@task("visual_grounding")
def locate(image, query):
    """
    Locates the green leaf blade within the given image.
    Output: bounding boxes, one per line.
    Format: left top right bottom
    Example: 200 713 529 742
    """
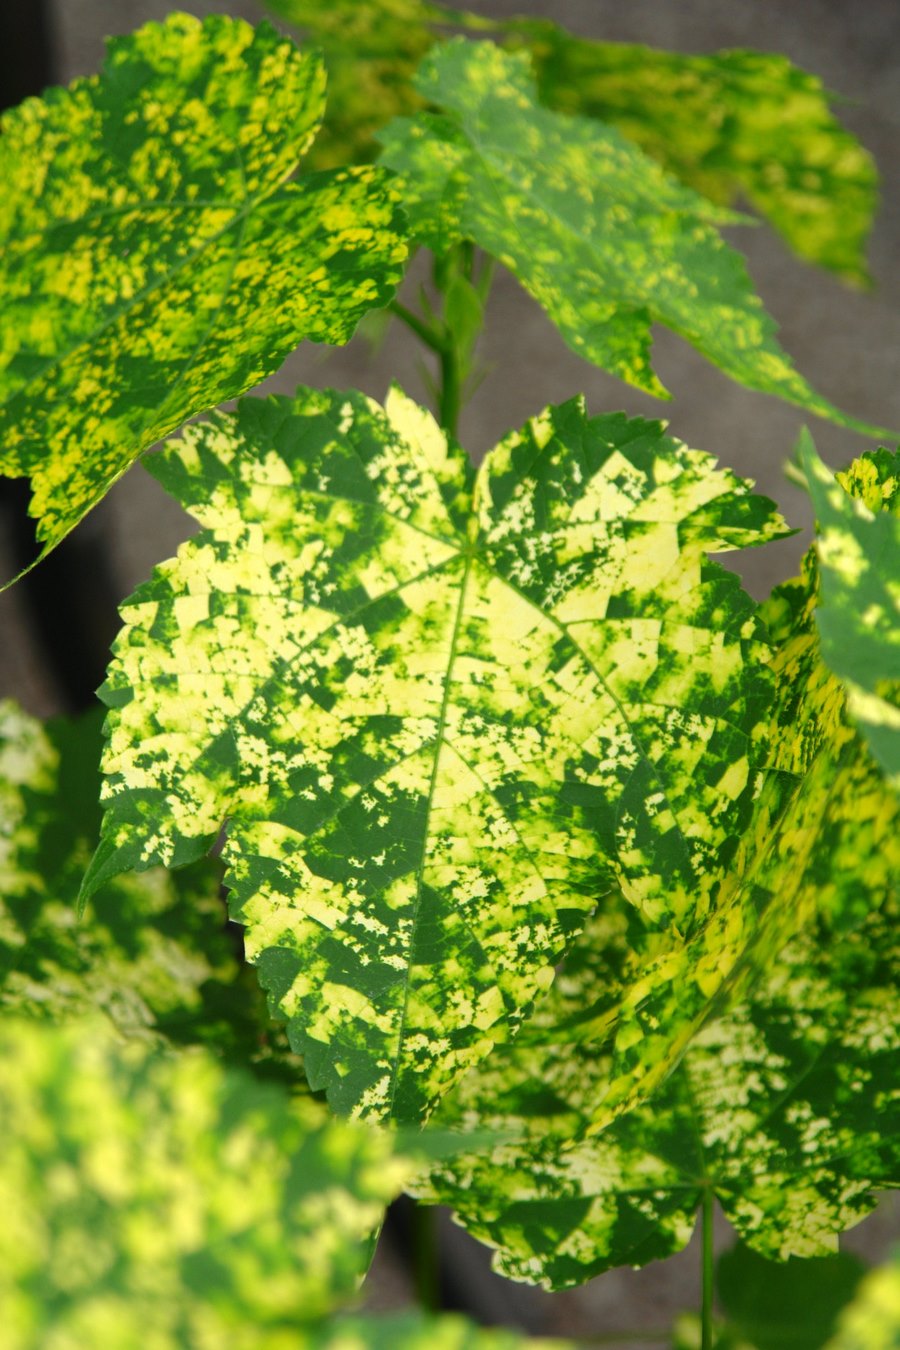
378 39 885 433
0 14 407 583
88 388 786 1124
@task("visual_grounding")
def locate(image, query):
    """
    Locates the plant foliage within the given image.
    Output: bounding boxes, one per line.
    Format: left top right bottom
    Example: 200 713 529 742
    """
0 13 406 582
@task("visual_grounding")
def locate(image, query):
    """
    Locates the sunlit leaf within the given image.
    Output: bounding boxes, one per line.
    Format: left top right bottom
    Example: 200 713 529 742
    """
377 40 884 432
517 23 877 286
799 435 900 788
0 13 406 584
82 387 786 1123
0 699 294 1071
0 1016 428 1348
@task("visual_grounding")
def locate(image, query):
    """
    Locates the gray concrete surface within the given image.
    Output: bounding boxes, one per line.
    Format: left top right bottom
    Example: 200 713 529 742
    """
1 0 898 1340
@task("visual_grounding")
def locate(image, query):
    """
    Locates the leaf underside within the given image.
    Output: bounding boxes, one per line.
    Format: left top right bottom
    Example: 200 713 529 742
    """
0 13 406 583
85 385 786 1124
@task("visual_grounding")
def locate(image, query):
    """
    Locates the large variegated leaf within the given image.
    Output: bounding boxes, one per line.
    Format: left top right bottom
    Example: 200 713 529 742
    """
518 23 877 286
0 1016 430 1349
0 699 294 1071
82 386 787 1123
268 3 877 283
414 887 900 1288
0 14 406 583
377 40 884 431
800 437 900 788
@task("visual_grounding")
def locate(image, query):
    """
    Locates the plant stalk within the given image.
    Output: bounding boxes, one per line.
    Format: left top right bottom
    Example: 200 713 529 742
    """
701 1188 715 1350
411 1201 439 1312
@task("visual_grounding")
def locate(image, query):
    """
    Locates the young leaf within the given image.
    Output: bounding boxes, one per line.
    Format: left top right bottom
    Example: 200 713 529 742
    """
518 24 877 286
799 436 900 788
0 14 406 584
413 886 900 1288
0 1016 430 1347
83 387 787 1123
377 40 885 433
0 699 291 1070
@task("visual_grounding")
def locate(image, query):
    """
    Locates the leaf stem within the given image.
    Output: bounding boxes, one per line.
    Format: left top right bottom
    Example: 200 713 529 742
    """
438 339 462 438
411 1201 439 1312
389 299 446 355
701 1187 715 1350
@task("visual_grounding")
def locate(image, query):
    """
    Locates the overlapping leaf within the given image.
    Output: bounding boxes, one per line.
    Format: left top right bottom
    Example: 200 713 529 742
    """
308 1312 572 1348
268 2 877 283
414 885 900 1288
715 1244 866 1350
83 386 786 1123
518 23 877 285
377 40 883 430
800 436 900 788
411 454 900 1285
0 13 406 582
0 1016 431 1349
0 699 293 1070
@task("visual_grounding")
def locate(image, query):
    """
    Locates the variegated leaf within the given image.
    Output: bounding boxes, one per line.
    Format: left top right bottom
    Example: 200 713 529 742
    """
377 40 885 432
0 1016 428 1348
518 23 877 286
413 889 899 1288
83 387 786 1123
800 436 900 788
0 14 406 584
0 699 293 1071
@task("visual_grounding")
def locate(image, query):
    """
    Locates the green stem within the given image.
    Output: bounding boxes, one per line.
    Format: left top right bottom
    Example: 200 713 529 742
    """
438 339 462 438
701 1187 715 1350
411 1201 439 1312
389 299 446 355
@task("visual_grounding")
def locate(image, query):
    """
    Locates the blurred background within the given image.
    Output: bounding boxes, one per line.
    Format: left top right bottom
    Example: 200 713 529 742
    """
1 1 898 1342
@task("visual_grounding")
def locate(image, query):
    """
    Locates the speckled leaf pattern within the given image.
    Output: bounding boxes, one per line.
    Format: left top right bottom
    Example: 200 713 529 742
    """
0 1016 426 1349
800 436 900 788
414 887 900 1288
264 0 492 170
377 40 882 431
0 699 294 1071
84 387 786 1123
824 1252 900 1350
0 14 406 582
518 23 877 286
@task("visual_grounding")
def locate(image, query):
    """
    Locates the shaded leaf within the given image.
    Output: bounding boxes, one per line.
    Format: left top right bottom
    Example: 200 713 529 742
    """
0 1016 428 1348
518 23 877 286
716 1243 866 1350
0 699 293 1072
799 435 900 788
309 1311 573 1348
83 387 786 1123
825 1251 900 1350
377 40 884 431
0 13 406 583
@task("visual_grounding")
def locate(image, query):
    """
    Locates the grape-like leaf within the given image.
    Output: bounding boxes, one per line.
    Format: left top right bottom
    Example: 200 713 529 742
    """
0 13 406 585
82 386 787 1123
411 460 900 1284
0 699 294 1071
413 887 900 1288
0 1016 432 1347
377 40 885 432
799 435 900 788
517 23 877 286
